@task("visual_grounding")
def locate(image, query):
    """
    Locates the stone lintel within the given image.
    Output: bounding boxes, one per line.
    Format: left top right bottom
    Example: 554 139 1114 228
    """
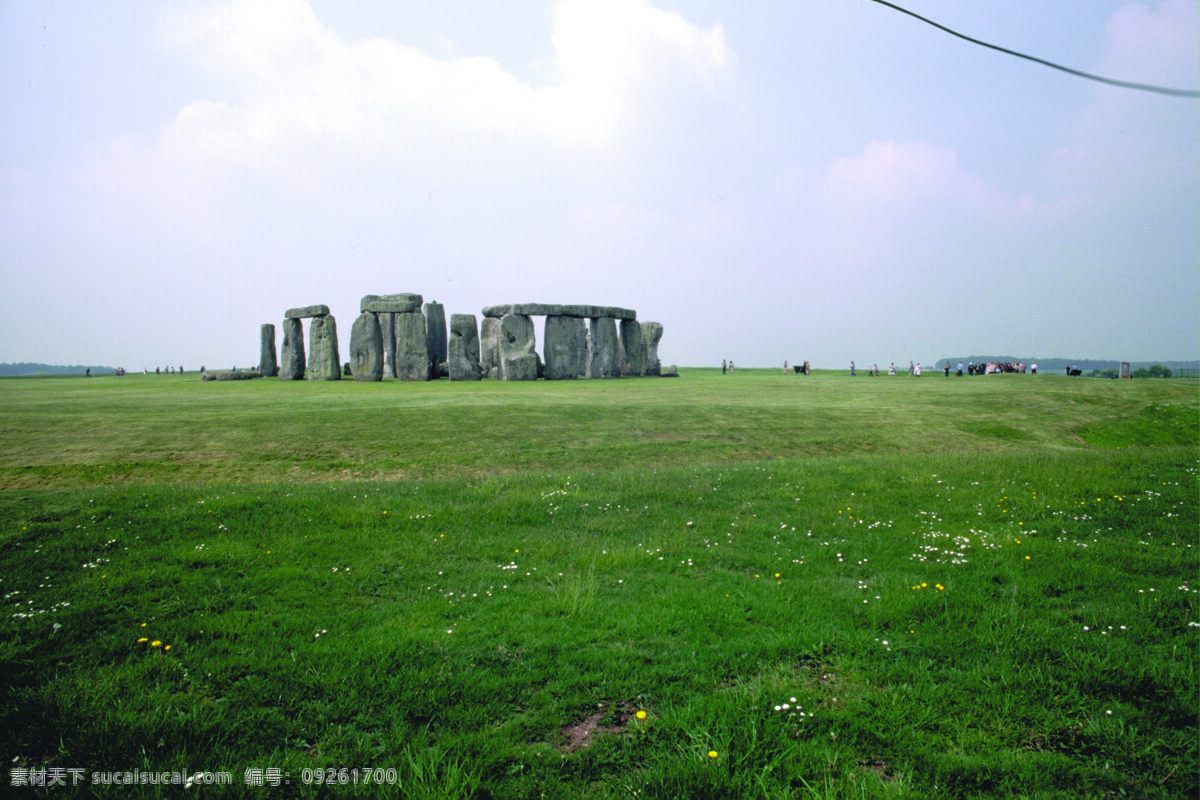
482 304 636 321
285 304 331 319
361 293 423 314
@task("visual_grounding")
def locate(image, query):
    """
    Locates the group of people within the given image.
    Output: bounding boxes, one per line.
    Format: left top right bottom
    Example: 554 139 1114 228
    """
850 361 921 376
954 361 1034 375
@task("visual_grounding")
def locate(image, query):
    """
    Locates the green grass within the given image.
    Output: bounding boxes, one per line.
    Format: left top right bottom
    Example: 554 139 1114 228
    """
1 370 1196 798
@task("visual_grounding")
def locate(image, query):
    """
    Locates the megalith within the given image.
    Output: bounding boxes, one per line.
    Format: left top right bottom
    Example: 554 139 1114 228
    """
619 318 645 377
480 317 500 379
285 304 330 319
393 311 430 381
587 317 620 378
544 315 587 379
641 321 663 376
307 315 341 381
447 314 485 381
349 311 384 382
279 318 306 380
499 314 539 381
259 324 278 377
424 302 447 378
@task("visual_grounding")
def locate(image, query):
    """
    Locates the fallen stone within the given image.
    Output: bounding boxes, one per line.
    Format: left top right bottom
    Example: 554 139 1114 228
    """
201 369 262 381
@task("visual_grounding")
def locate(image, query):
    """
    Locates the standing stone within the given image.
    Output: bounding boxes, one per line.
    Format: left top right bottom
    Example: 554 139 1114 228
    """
349 311 384 382
307 315 341 381
447 314 485 381
259 324 278 377
641 322 663 376
499 314 539 381
480 317 500 379
544 315 587 380
424 302 447 378
587 317 620 378
393 311 430 381
279 317 305 380
619 318 645 377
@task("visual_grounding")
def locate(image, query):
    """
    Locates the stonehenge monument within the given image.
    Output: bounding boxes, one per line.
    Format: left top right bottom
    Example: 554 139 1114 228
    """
259 299 664 383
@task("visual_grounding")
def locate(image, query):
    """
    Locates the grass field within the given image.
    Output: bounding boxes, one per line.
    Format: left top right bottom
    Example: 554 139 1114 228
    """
1 370 1196 798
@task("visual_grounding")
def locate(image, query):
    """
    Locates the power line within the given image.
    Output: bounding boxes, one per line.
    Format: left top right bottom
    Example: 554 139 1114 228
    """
866 0 1200 98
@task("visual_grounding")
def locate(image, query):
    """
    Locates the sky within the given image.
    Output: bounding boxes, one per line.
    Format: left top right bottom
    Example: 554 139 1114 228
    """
2 0 1197 370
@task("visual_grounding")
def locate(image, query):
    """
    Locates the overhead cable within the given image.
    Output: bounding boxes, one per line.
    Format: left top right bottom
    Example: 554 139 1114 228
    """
867 0 1200 98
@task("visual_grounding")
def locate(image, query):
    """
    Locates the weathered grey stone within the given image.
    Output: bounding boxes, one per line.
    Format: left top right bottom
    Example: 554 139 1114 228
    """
285 304 330 319
307 315 341 381
424 302 447 378
259 324 278 377
393 311 430 381
349 311 384 381
544 315 587 379
279 317 306 380
499 314 538 381
363 293 422 314
447 314 485 381
480 317 500 378
641 321 663 376
376 311 396 378
619 318 645 377
587 317 620 378
202 369 262 382
482 304 636 321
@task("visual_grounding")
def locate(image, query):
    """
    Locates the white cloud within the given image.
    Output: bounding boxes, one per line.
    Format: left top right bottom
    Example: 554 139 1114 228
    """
821 140 1066 222
1051 0 1199 197
151 0 734 164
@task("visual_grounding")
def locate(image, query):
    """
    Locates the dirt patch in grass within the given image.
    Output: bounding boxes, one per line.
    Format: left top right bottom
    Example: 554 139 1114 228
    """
558 702 641 753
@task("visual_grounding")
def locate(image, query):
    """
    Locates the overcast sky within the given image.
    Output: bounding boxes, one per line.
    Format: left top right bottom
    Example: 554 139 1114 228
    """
2 0 1197 370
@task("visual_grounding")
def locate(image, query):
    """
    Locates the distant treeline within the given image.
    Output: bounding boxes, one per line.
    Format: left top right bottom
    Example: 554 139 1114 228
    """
0 363 116 377
936 356 1199 373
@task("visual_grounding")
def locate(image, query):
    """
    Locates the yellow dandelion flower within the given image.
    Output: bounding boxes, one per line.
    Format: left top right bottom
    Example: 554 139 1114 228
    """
636 710 647 720
137 637 148 643
151 640 162 647
708 751 719 759
936 584 944 591
164 645 171 651
1025 555 1031 560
